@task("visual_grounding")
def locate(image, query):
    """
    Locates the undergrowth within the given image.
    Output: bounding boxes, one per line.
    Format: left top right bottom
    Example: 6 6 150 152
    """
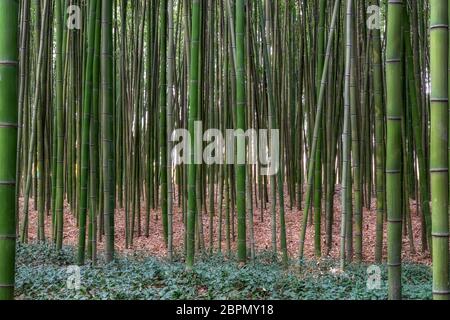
15 243 432 300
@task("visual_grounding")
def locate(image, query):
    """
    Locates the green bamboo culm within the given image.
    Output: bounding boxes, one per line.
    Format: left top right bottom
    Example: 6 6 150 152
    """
101 0 115 263
54 0 65 250
369 0 385 264
160 0 169 245
186 0 201 270
430 0 449 301
340 0 353 270
0 0 19 300
386 0 404 300
167 0 175 261
88 0 102 264
313 0 326 259
235 0 247 264
77 0 97 266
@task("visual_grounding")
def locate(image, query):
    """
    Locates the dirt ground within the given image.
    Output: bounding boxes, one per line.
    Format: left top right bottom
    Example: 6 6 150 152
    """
22 186 432 265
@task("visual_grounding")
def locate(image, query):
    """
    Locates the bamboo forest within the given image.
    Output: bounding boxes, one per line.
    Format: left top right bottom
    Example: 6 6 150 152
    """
0 0 448 302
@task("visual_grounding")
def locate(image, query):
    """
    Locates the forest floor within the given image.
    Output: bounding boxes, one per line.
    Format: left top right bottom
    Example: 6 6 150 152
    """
22 186 431 265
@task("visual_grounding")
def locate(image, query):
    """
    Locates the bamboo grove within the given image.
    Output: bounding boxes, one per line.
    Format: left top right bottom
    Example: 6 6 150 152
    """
0 0 449 300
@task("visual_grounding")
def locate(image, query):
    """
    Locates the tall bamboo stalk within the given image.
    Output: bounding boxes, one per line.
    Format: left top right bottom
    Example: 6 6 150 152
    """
0 0 19 301
430 0 449 301
101 0 115 263
386 0 404 300
186 0 201 270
